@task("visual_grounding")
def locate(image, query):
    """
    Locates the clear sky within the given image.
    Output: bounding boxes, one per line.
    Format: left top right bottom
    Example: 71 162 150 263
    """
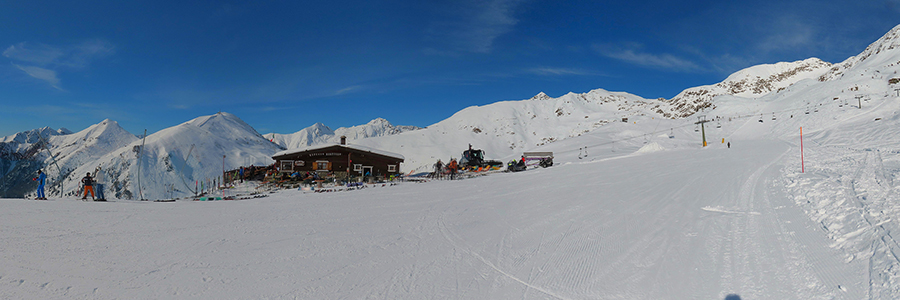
2 0 899 137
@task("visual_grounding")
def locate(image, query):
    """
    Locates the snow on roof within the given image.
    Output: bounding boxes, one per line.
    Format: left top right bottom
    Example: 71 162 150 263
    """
273 143 405 160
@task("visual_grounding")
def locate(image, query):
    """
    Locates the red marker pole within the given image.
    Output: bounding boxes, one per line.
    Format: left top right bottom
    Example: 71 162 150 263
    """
800 127 804 173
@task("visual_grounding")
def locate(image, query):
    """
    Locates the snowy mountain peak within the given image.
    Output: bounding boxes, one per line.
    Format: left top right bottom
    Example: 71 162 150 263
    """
854 23 900 63
62 112 280 199
818 24 900 82
185 111 261 137
1 126 70 144
530 92 551 101
52 118 134 147
268 118 420 150
366 118 390 125
308 123 335 135
663 58 833 118
720 58 831 86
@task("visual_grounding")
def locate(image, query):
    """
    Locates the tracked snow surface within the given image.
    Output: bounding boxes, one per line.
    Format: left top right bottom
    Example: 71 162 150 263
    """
3 24 900 299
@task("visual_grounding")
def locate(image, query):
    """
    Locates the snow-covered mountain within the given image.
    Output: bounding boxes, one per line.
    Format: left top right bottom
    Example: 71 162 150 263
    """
818 24 900 83
267 118 421 150
5 24 900 202
347 89 679 173
0 126 72 145
0 121 133 198
0 113 282 200
348 24 900 173
662 57 833 118
69 112 282 200
6 23 900 300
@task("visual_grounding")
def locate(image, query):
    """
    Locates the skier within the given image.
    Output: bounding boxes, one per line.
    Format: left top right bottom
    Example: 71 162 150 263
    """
727 142 731 149
32 170 47 200
433 159 443 179
448 158 458 180
239 167 245 183
81 172 95 200
94 167 106 201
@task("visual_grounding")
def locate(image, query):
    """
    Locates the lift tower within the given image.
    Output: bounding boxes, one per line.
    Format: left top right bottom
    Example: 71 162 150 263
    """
695 116 712 147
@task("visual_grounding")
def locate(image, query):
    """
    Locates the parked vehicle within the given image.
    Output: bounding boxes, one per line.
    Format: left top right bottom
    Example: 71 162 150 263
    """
459 144 503 171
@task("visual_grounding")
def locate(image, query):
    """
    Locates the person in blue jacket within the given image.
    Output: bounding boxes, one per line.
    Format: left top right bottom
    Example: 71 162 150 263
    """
33 170 47 200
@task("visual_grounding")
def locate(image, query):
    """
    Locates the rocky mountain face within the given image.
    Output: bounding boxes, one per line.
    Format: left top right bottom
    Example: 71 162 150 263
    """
0 120 136 198
818 24 900 82
661 58 834 118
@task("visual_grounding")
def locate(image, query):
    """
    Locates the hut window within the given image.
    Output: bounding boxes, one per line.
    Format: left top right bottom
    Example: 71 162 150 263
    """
388 164 397 172
280 160 294 172
316 161 329 170
353 164 362 172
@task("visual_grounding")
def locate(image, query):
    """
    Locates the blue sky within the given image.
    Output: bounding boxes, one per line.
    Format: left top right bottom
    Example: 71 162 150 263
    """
2 0 899 137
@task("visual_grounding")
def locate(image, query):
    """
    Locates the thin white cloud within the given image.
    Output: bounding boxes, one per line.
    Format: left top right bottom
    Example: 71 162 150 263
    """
756 17 817 54
427 0 527 54
334 85 363 95
526 67 595 76
3 39 115 89
65 39 116 68
3 40 113 68
594 43 701 72
3 43 64 65
12 64 62 90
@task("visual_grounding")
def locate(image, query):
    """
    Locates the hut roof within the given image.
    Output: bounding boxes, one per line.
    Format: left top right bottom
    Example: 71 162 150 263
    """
273 143 405 161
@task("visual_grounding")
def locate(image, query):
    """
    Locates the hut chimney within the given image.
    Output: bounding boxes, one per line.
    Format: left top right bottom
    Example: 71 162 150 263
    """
340 136 347 145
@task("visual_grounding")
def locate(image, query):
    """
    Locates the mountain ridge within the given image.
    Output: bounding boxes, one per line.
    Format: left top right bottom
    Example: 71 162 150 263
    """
2 23 900 199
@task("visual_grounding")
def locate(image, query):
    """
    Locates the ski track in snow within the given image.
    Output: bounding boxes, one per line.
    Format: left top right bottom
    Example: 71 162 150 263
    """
0 138 886 299
6 24 900 299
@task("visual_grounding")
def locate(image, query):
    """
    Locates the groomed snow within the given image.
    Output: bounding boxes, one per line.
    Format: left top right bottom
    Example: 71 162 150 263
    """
0 138 870 299
4 22 900 300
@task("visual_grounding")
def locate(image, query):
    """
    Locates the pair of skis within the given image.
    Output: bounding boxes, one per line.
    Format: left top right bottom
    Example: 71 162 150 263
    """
30 198 107 201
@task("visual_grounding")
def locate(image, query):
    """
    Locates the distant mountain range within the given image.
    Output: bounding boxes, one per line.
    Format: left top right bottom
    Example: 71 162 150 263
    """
3 23 899 200
266 118 422 150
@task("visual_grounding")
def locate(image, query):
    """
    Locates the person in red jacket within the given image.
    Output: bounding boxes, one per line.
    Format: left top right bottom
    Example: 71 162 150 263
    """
448 159 458 180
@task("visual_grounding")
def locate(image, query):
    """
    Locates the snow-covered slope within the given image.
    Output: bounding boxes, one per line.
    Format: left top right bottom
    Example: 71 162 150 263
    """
0 121 134 198
663 57 833 118
0 134 872 299
0 126 71 145
347 89 680 173
3 21 900 300
0 126 72 195
68 112 282 200
817 23 900 82
267 118 421 149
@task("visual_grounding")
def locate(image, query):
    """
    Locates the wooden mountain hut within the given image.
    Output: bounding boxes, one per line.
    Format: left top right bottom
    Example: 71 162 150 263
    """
271 136 405 180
